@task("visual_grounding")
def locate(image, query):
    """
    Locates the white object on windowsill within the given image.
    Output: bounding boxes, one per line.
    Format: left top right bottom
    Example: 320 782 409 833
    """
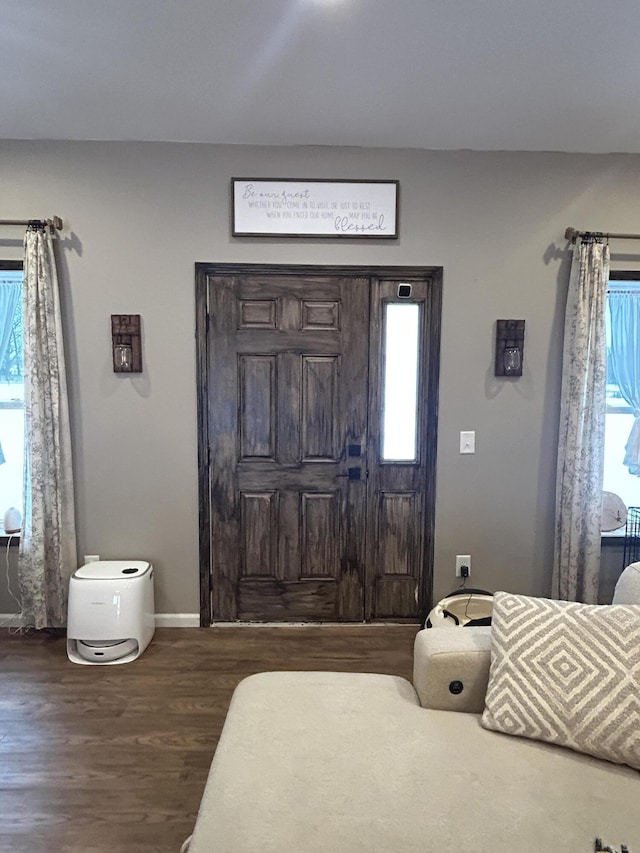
601 491 627 532
3 507 22 534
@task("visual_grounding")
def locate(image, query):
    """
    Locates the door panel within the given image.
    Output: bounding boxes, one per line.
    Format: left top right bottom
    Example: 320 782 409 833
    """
240 492 277 576
378 491 418 575
207 274 369 621
365 278 433 620
239 355 276 459
301 356 338 460
300 492 339 577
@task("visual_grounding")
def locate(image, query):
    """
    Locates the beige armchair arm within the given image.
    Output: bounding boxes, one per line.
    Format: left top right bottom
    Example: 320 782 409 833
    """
412 626 492 713
613 562 640 604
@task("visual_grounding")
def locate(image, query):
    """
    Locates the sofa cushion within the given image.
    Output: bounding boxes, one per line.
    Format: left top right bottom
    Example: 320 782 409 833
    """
482 592 640 771
613 562 640 604
188 671 640 852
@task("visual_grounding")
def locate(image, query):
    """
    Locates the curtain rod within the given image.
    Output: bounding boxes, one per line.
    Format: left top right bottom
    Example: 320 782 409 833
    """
565 226 640 242
0 216 63 230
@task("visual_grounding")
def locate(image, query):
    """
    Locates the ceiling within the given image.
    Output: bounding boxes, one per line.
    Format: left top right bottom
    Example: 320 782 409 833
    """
2 0 639 153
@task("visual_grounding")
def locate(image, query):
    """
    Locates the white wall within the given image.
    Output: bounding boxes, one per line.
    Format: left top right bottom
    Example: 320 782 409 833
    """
1 141 639 615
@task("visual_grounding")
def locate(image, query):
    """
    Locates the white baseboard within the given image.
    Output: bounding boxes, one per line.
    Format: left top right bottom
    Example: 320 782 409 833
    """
1 613 201 629
155 613 200 627
0 613 27 628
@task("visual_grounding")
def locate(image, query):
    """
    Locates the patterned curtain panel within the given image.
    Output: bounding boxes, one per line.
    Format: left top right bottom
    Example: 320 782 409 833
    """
18 224 77 629
553 236 609 603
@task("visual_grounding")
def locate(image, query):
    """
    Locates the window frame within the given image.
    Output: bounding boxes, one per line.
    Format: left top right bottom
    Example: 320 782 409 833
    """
0 260 23 546
602 269 640 546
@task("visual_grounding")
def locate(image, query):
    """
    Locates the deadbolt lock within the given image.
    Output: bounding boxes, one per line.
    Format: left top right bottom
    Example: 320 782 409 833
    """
337 467 362 480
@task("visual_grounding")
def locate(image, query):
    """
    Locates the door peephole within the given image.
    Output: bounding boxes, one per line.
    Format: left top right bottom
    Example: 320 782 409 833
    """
397 284 412 299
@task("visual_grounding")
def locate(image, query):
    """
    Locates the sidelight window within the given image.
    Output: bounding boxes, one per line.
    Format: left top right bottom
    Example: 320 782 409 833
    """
381 302 421 462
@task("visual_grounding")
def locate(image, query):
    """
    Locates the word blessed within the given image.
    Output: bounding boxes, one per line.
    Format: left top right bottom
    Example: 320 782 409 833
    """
334 214 386 234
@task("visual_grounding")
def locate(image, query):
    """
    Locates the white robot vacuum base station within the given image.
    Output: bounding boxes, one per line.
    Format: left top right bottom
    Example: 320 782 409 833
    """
67 560 155 665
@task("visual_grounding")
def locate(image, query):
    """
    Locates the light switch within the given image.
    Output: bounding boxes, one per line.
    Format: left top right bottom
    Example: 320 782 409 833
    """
460 431 476 454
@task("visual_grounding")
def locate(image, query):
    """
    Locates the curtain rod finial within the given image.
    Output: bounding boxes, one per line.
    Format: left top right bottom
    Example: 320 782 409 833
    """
51 216 63 231
565 227 578 242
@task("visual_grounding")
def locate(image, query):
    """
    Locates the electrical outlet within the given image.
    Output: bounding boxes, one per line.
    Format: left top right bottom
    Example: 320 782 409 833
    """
455 554 471 577
84 554 100 564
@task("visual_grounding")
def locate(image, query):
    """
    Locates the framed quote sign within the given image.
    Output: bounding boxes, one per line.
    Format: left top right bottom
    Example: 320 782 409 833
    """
231 178 399 238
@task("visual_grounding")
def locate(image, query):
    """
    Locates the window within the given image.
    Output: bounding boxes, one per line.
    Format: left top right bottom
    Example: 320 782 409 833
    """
381 302 421 461
0 262 24 526
603 275 640 514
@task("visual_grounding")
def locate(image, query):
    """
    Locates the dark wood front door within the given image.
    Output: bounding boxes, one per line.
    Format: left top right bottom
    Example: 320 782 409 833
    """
196 265 441 624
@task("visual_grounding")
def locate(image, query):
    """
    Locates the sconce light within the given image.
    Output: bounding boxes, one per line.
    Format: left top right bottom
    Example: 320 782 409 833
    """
495 319 525 377
111 314 142 373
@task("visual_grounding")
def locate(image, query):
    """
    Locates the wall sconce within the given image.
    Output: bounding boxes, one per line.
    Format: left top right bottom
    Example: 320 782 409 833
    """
111 314 142 373
495 319 525 377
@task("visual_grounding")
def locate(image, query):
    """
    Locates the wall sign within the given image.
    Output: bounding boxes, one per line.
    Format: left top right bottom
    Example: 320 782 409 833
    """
232 178 399 239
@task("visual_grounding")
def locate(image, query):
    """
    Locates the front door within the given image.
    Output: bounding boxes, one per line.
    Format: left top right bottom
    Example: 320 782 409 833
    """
196 265 441 624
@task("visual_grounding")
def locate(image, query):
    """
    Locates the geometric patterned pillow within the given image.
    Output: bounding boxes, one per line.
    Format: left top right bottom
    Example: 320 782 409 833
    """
481 592 640 771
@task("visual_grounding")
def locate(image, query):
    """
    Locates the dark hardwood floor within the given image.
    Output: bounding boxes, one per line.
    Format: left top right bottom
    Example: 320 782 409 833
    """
0 625 419 853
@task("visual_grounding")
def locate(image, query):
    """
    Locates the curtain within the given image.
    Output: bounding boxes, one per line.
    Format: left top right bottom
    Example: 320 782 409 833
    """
0 275 21 370
552 236 609 603
608 290 640 474
18 224 77 629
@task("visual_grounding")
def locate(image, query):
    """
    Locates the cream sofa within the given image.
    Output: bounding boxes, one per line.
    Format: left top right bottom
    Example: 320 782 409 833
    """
185 565 640 853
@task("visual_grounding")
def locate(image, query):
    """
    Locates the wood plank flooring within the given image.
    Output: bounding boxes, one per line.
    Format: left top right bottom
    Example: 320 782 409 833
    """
0 625 419 853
